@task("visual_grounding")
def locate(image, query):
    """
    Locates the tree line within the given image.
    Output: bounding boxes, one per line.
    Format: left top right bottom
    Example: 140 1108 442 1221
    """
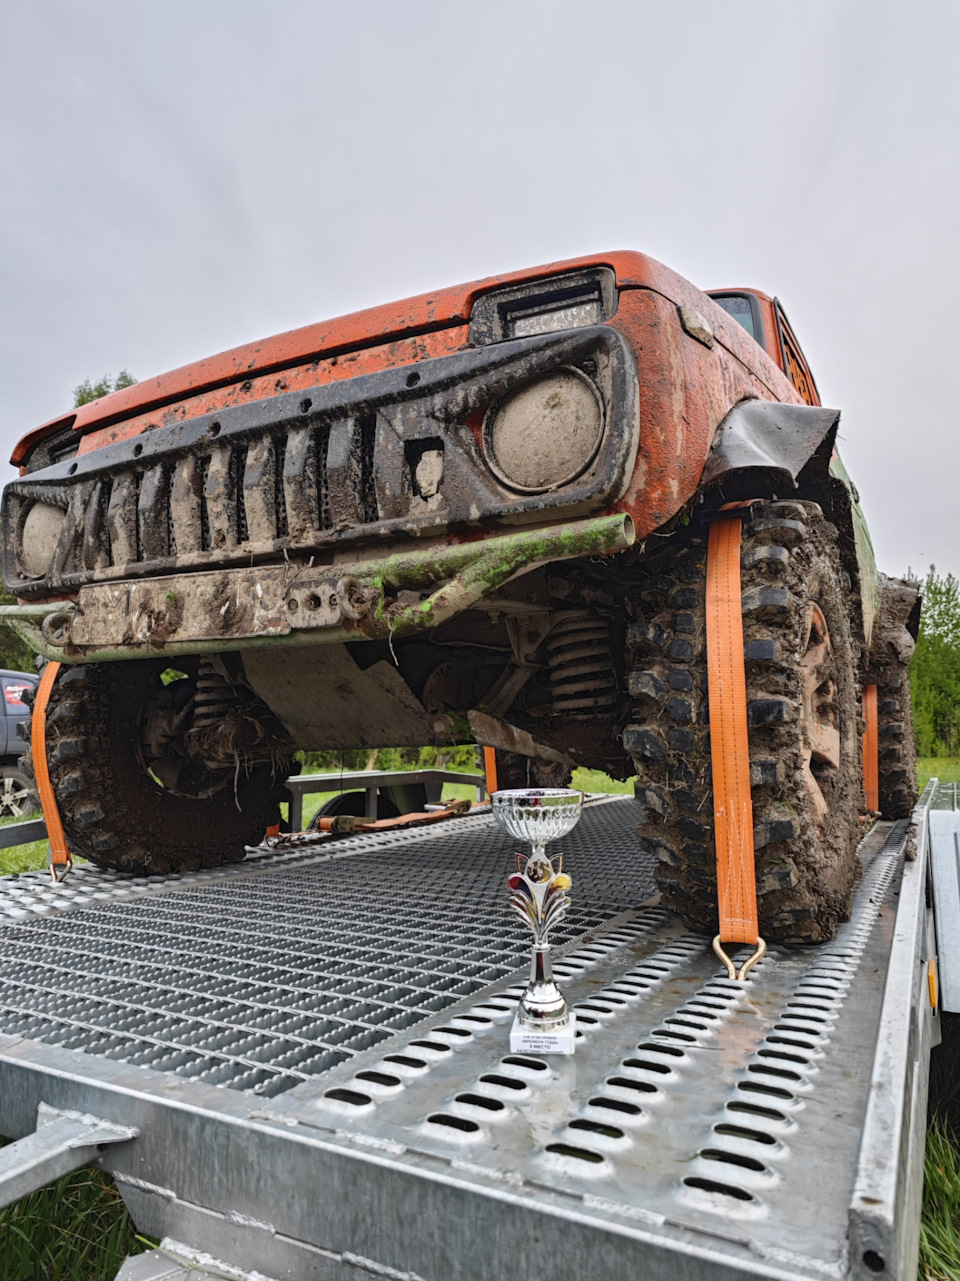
910 567 960 759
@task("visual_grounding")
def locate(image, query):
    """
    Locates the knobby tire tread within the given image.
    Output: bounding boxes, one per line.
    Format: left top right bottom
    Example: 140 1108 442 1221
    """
626 501 862 944
19 660 289 874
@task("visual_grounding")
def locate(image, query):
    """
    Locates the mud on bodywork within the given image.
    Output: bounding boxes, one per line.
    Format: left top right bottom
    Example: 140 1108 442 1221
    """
1 514 635 665
2 250 883 783
2 327 637 601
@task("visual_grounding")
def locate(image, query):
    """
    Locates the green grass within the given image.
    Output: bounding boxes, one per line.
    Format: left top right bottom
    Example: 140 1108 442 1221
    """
571 766 634 795
0 811 53 876
0 840 49 876
920 1119 960 1280
0 1154 154 1280
920 758 960 789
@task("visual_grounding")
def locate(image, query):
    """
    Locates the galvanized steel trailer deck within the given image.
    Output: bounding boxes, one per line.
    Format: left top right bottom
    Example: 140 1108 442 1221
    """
0 789 940 1281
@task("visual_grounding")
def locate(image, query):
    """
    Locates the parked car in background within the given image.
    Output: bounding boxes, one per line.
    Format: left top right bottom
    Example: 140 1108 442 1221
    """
0 670 37 817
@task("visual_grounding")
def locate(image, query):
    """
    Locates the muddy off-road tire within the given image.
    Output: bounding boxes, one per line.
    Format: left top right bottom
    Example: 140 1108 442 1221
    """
868 577 920 820
626 500 863 944
19 661 290 874
876 670 918 819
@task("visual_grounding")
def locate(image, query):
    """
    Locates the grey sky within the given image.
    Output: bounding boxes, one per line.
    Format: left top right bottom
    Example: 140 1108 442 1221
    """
2 1 957 581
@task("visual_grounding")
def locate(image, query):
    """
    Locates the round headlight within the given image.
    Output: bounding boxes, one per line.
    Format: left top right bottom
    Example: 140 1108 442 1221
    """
20 502 66 579
483 369 604 493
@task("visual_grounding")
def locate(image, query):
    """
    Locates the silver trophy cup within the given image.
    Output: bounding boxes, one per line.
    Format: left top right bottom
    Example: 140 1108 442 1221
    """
492 788 583 1054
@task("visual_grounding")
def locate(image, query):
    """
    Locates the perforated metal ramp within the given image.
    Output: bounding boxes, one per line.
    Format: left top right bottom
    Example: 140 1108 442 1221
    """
0 793 939 1281
0 801 654 1097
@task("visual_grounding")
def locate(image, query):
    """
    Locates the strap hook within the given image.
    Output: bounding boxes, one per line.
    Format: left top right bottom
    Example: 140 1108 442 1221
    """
713 934 767 983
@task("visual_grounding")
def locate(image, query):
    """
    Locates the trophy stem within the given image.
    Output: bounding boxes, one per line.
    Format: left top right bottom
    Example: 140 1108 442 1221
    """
519 943 569 1029
531 943 554 988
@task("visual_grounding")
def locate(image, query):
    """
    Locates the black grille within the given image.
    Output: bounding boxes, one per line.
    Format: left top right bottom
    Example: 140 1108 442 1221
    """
3 325 638 598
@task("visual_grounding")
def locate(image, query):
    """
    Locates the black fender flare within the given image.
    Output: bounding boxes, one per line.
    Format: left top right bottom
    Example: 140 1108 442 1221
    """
697 398 877 649
700 399 840 491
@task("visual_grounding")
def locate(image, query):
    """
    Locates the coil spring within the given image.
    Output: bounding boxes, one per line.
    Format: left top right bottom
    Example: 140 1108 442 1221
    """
193 660 249 728
546 612 617 712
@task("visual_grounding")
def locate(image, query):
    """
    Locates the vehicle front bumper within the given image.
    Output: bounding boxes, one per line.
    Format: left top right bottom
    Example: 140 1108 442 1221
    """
0 513 635 663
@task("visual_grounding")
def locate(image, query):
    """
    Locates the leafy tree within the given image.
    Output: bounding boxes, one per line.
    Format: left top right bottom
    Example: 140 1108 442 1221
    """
0 588 37 674
297 744 478 774
909 566 960 756
73 370 136 408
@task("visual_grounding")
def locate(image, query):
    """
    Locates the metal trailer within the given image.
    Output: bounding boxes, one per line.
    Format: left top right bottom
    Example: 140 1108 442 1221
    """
0 782 951 1281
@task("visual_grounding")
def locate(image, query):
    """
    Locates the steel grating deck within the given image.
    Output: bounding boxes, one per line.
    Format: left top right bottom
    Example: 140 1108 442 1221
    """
0 795 936 1281
0 798 655 1098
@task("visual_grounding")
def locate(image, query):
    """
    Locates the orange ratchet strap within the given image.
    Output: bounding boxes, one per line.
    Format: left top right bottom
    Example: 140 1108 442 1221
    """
483 746 499 798
706 507 766 981
32 661 72 882
861 684 879 813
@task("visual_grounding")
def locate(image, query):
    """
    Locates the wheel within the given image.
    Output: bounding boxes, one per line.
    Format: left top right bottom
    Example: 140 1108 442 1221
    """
876 670 918 818
490 750 572 791
20 659 292 873
870 576 920 819
627 500 862 944
0 765 38 818
309 790 401 825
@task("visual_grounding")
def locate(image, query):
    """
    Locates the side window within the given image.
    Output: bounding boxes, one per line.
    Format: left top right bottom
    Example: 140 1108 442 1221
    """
709 293 763 343
3 681 32 711
774 302 820 407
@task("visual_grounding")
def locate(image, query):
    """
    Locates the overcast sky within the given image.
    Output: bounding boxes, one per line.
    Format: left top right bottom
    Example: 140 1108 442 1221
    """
2 1 958 581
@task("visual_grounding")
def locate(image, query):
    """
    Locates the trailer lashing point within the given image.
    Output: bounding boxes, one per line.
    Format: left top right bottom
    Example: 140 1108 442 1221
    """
0 795 936 1281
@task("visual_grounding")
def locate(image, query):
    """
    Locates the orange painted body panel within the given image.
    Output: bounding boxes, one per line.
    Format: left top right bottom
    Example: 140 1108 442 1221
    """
76 326 471 455
709 286 783 367
13 250 811 556
13 249 801 465
709 285 820 407
606 289 797 539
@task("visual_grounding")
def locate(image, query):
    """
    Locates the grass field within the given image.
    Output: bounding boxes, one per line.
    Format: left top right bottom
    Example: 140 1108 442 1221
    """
1 766 958 1279
920 757 960 788
0 1157 152 1280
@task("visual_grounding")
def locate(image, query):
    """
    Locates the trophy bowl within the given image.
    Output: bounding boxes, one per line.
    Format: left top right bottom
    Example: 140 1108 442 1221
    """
491 788 583 847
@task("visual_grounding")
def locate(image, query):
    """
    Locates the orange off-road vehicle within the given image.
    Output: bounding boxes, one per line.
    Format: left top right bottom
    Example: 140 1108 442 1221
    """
1 252 918 941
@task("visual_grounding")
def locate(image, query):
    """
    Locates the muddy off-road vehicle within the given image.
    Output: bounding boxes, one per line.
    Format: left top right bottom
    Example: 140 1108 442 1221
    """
1 252 919 942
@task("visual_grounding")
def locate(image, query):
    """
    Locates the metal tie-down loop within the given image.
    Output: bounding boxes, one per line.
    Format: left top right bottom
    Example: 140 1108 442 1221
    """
706 506 765 981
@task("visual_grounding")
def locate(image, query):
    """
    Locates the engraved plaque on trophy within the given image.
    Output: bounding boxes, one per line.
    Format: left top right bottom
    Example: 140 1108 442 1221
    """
492 788 582 1055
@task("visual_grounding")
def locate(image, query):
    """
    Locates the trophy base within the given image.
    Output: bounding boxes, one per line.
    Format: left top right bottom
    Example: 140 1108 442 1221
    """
509 1010 576 1056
